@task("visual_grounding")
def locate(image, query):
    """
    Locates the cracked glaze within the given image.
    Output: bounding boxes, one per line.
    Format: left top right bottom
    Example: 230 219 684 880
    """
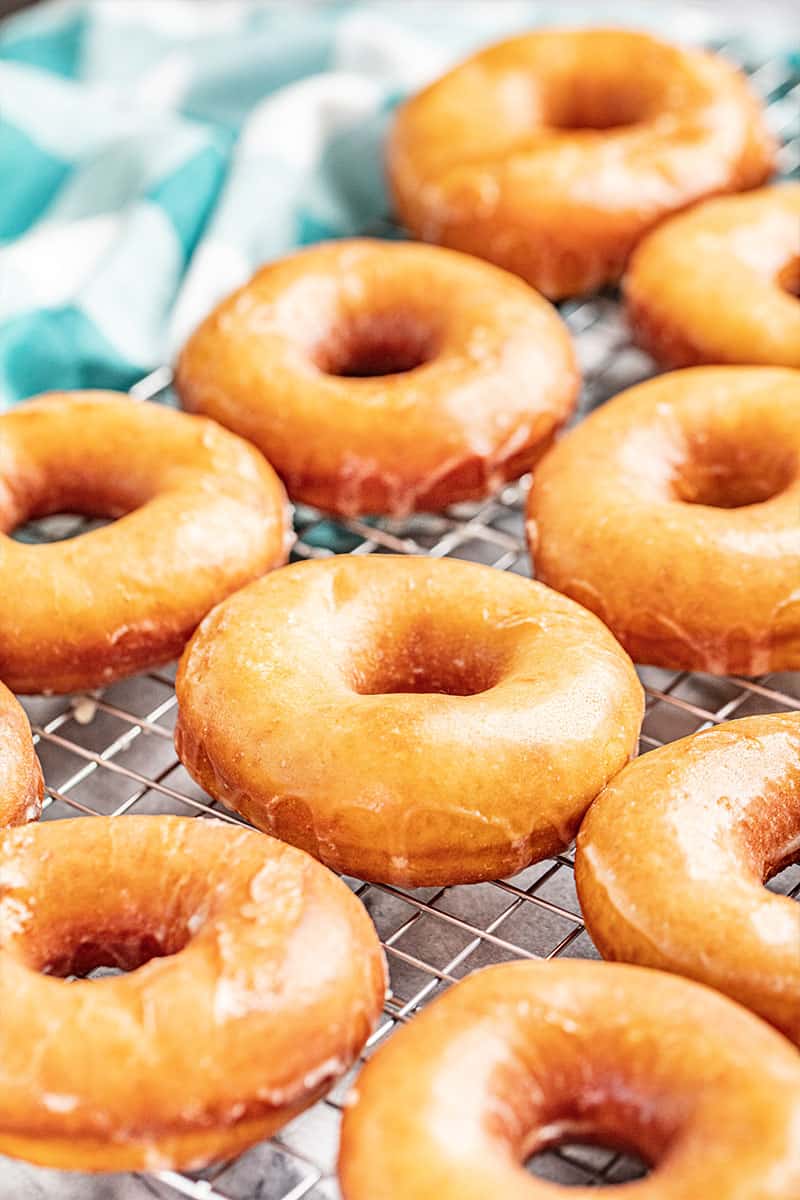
527 367 800 674
576 711 800 1046
339 960 800 1200
625 183 800 368
0 815 386 1172
174 555 643 887
0 682 42 827
388 29 775 299
0 392 291 694
175 238 578 517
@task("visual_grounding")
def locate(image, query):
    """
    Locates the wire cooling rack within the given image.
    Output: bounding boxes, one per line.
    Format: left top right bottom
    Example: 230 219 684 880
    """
2 36 799 1200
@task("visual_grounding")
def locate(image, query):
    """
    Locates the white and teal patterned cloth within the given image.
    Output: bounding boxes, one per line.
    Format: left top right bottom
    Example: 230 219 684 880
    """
0 0 796 408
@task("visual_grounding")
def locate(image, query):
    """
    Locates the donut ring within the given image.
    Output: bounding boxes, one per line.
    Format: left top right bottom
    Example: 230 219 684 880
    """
0 815 386 1172
576 713 800 1046
175 239 578 516
0 682 42 827
174 555 643 887
527 367 800 674
626 184 800 368
389 29 775 298
0 392 290 694
339 961 800 1200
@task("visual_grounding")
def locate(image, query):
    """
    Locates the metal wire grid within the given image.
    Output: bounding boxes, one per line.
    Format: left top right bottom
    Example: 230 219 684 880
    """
1 35 799 1200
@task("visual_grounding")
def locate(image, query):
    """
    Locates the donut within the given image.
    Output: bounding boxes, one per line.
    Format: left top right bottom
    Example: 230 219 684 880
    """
339 960 800 1200
388 29 776 298
626 184 800 368
175 239 578 516
527 366 800 674
576 712 800 1046
0 814 386 1171
0 682 43 827
174 555 643 887
0 391 290 694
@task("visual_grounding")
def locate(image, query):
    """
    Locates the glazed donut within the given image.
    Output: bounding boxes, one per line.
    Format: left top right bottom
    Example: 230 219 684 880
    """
0 815 386 1171
0 392 290 694
339 960 800 1200
174 555 643 887
626 184 800 368
0 682 42 827
389 29 775 298
576 712 800 1046
527 366 800 674
175 239 578 516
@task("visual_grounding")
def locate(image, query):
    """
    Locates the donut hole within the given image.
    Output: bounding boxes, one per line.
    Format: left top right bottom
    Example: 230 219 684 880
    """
518 1085 672 1188
766 858 800 899
314 311 439 378
542 76 658 132
9 893 206 979
350 634 506 696
11 513 112 544
36 926 194 980
1 471 154 541
526 1141 650 1186
778 256 800 298
761 807 800 887
673 435 797 508
545 92 647 132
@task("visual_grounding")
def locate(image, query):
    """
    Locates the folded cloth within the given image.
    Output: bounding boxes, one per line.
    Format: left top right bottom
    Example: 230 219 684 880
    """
0 0 792 408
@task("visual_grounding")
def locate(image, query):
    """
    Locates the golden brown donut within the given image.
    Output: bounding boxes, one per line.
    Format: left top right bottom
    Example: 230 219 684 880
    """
527 366 800 674
339 960 800 1200
0 682 42 827
0 815 386 1172
0 391 291 694
175 239 578 516
389 29 776 298
626 184 800 368
174 555 643 887
576 712 800 1046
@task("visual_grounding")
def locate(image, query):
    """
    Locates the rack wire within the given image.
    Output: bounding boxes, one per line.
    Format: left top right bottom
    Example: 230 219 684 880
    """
2 35 799 1200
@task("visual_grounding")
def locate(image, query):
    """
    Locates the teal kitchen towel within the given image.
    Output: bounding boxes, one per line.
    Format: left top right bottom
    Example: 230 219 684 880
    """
0 0 797 407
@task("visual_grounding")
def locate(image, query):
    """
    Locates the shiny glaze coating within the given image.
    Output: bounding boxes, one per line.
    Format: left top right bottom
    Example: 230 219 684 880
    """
388 29 775 299
0 392 291 694
576 712 800 1045
0 815 386 1171
174 555 643 887
175 239 578 516
527 367 800 674
339 960 800 1200
0 682 42 827
626 184 800 368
